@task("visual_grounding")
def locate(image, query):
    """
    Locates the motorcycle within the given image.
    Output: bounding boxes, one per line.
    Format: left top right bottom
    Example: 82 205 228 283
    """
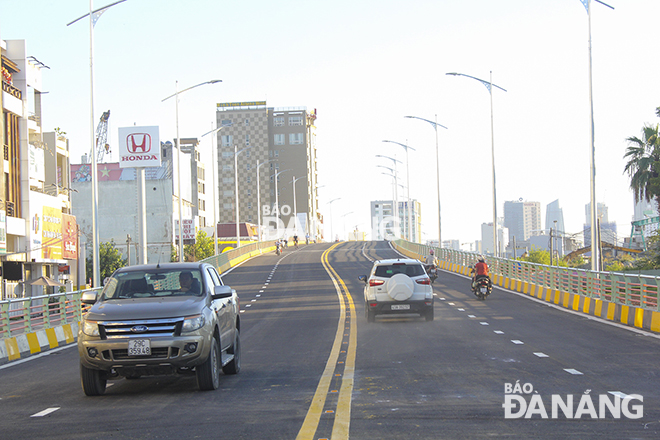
424 264 438 284
275 242 282 256
472 276 492 300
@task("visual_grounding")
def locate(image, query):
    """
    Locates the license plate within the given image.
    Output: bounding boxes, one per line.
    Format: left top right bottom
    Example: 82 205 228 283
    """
391 304 411 310
128 339 151 356
480 287 488 293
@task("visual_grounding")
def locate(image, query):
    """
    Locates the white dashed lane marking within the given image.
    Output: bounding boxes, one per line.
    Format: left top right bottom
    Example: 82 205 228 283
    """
564 368 583 375
31 408 60 417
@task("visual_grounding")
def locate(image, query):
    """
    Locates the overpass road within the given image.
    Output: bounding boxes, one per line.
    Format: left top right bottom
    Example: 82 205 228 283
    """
0 241 659 439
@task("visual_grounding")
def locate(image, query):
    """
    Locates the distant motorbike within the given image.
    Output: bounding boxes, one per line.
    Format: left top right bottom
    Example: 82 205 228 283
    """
275 242 282 256
472 276 492 300
424 264 438 284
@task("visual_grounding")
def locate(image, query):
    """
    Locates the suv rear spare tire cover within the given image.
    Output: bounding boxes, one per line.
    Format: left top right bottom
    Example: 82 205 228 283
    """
386 273 415 301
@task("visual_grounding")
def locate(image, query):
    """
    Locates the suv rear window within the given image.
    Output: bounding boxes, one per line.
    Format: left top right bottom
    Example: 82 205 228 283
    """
374 264 425 278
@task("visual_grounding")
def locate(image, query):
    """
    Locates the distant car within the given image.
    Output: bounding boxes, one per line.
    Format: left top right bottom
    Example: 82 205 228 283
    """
78 262 240 396
359 258 434 322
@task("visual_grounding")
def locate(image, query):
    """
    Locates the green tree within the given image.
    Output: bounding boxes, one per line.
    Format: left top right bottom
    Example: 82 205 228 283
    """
183 230 215 261
519 246 551 265
86 240 126 282
624 106 660 215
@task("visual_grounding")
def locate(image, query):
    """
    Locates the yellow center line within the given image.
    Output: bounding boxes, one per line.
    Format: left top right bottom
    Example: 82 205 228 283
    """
296 243 357 440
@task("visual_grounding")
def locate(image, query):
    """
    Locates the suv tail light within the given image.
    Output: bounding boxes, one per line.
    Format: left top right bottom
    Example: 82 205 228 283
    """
416 278 431 285
369 279 385 287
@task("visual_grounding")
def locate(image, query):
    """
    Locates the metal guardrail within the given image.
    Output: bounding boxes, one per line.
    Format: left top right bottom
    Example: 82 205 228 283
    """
0 288 100 339
0 240 278 340
394 239 660 312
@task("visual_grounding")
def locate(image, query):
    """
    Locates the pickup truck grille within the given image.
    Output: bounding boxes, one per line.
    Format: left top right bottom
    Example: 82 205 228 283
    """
98 318 184 339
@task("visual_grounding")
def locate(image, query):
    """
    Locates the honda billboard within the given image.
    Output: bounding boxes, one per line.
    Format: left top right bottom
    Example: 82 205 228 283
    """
118 126 161 168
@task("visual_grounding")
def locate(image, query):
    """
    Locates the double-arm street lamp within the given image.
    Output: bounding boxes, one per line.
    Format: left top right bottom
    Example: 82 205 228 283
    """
383 140 416 242
162 79 221 261
446 71 506 257
67 0 127 287
405 115 448 248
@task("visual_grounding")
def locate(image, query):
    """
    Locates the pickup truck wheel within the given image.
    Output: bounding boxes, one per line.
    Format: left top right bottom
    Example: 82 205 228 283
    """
222 330 241 375
80 364 107 396
196 337 221 391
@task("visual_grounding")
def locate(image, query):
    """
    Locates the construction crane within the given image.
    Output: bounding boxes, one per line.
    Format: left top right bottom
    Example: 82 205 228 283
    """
95 110 111 162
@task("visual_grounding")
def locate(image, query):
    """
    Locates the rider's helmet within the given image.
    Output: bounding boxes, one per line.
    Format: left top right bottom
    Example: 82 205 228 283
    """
478 255 485 262
430 250 434 255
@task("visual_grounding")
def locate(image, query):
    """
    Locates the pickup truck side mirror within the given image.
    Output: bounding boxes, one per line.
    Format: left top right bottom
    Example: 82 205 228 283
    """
212 285 233 300
81 291 98 305
358 275 367 284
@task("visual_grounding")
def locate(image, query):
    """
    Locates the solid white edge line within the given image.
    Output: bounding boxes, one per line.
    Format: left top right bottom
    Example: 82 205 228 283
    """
0 344 77 370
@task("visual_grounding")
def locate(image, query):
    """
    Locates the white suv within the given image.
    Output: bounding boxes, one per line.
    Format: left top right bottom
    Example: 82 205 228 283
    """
359 259 434 322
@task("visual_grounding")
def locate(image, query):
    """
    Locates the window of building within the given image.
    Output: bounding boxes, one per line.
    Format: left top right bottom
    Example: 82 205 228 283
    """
222 151 233 158
222 164 233 171
245 134 250 145
289 116 303 126
247 189 252 196
223 177 233 184
247 176 251 183
246 163 251 170
223 190 233 197
274 117 284 127
289 133 304 145
223 203 232 210
247 202 252 210
221 119 232 127
274 134 285 145
221 135 233 147
245 119 249 126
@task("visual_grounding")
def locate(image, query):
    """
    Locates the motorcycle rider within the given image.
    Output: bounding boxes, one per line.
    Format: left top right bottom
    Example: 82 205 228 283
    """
425 249 437 267
471 256 491 289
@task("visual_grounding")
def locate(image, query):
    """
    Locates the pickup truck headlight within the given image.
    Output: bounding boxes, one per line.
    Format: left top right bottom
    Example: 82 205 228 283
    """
81 319 99 337
182 314 205 332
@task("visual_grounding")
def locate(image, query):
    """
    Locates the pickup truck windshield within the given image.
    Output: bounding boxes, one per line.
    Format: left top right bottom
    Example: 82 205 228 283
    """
101 269 204 300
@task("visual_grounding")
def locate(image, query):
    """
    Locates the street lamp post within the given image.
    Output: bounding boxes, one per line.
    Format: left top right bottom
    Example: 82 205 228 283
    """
201 123 231 256
67 0 126 287
291 176 306 237
405 115 448 248
446 71 506 257
341 212 354 241
383 140 416 242
162 79 221 261
377 165 398 216
233 145 251 249
256 160 275 241
579 0 614 272
327 198 341 242
273 169 291 239
376 154 403 239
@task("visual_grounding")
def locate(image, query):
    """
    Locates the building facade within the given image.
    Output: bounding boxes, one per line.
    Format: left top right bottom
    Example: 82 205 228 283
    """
1 39 77 296
215 102 320 241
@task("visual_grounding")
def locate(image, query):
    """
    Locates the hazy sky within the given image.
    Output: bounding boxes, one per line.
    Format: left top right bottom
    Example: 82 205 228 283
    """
2 0 659 246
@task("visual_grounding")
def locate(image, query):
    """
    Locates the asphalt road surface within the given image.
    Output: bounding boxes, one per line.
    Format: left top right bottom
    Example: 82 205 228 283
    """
1 241 659 439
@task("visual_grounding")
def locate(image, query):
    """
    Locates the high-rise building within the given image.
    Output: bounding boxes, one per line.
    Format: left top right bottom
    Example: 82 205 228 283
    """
545 199 565 234
584 202 617 246
215 102 320 240
503 200 541 245
370 199 421 242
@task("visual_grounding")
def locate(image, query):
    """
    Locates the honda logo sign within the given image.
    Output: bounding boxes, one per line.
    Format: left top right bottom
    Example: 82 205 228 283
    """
118 126 161 168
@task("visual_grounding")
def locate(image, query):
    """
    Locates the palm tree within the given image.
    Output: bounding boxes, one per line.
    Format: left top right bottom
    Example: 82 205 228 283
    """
624 107 660 213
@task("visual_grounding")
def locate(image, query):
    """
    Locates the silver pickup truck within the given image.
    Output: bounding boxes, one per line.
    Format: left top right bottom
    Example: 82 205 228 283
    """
78 262 240 396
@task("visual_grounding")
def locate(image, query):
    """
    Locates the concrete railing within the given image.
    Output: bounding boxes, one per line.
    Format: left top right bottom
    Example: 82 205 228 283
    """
393 239 660 332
